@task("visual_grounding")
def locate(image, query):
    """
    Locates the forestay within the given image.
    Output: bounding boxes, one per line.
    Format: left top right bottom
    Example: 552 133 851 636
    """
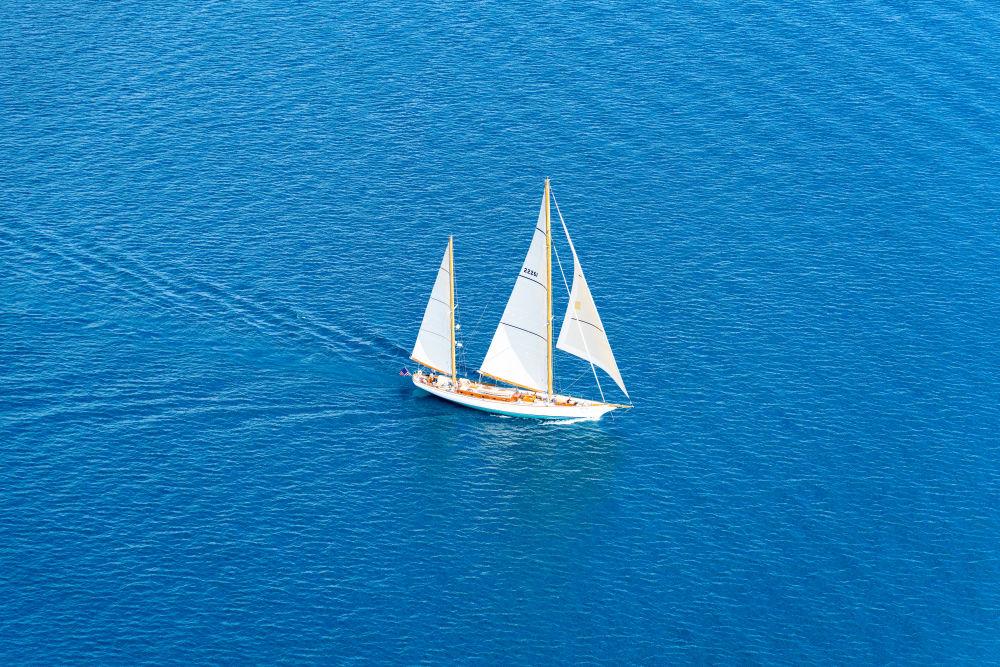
478 192 550 392
410 239 454 376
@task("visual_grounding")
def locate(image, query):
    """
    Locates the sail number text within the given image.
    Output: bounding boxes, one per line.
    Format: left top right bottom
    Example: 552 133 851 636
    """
522 268 539 278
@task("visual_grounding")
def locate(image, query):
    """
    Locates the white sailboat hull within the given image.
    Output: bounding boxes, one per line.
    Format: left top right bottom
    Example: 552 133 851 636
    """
413 376 619 420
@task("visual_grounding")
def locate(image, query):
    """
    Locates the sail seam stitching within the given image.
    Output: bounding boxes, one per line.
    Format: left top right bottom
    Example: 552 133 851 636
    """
500 321 546 341
565 316 603 333
419 328 449 340
517 274 545 289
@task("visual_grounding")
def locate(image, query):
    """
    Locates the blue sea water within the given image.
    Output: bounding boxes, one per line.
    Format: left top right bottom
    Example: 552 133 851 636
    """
2 0 999 663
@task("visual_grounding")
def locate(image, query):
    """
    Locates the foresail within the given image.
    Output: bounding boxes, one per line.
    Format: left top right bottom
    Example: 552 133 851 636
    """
478 191 549 392
557 254 629 398
411 240 454 376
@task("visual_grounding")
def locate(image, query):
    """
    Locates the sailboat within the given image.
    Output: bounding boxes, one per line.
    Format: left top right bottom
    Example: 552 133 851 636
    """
409 180 631 420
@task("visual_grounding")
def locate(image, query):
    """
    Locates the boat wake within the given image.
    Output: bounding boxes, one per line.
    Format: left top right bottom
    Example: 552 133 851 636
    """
0 224 406 366
545 416 602 425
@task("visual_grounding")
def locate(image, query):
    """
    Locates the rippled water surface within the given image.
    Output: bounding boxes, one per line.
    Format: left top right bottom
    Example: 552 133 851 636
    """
3 0 999 663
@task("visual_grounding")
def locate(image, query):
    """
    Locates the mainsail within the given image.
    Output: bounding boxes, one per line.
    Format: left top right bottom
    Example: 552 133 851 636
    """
410 238 455 377
478 189 550 392
556 229 629 398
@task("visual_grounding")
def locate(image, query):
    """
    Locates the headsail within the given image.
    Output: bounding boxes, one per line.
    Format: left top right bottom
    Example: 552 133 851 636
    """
411 238 455 377
478 189 550 392
556 235 629 399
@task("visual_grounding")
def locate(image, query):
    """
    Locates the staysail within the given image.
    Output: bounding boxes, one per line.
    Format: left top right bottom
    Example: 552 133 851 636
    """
556 234 629 398
478 189 550 392
410 238 455 377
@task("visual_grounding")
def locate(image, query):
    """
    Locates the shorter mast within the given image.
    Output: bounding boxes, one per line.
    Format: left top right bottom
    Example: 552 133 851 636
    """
449 235 456 381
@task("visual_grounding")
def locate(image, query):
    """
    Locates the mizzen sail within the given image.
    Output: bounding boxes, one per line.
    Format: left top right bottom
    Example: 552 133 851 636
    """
411 238 455 377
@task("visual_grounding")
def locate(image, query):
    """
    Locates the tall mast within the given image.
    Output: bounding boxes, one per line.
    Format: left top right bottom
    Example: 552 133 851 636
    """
545 179 552 395
449 235 456 381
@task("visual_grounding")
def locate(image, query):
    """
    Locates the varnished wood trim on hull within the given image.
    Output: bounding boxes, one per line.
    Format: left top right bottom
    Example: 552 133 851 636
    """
413 376 617 420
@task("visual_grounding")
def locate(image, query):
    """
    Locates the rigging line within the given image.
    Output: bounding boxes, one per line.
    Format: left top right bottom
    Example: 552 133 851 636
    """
552 239 571 297
553 241 604 402
454 304 467 376
452 254 463 376
559 367 594 394
550 189 607 405
466 273 501 343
